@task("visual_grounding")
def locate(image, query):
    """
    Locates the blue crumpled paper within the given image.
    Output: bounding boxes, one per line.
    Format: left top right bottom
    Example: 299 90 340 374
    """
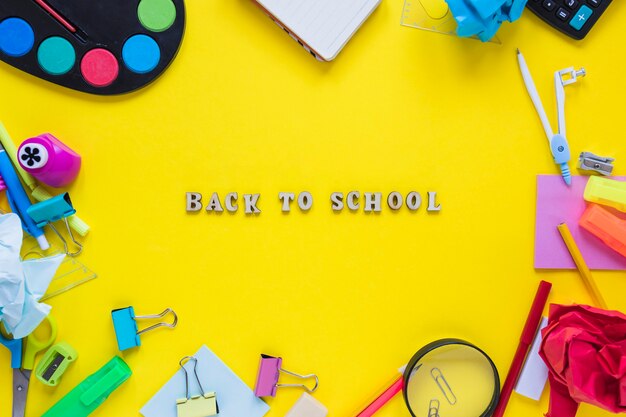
446 0 528 41
0 213 64 338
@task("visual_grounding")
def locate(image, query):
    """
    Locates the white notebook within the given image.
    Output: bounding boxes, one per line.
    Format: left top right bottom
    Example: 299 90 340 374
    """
253 0 381 61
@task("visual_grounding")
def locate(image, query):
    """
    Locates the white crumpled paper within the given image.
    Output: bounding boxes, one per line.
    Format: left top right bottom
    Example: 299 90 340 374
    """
0 213 64 338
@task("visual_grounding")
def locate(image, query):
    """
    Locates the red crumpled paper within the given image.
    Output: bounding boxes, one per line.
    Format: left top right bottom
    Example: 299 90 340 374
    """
539 304 626 417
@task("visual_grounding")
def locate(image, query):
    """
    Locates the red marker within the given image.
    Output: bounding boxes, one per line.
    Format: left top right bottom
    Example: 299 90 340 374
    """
493 280 552 417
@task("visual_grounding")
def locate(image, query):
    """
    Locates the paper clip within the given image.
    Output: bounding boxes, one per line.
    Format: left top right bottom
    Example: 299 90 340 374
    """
431 368 457 405
428 399 440 417
111 306 178 351
26 192 82 256
176 356 219 417
254 354 319 398
578 152 615 176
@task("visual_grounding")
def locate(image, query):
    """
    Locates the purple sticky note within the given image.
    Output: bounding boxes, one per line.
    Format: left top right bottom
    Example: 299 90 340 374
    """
535 175 626 270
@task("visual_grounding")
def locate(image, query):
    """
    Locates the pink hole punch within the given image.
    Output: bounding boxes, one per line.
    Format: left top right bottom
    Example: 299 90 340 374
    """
254 354 319 398
18 133 81 188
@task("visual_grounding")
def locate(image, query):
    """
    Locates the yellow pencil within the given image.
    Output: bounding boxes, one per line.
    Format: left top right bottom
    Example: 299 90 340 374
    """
557 223 608 309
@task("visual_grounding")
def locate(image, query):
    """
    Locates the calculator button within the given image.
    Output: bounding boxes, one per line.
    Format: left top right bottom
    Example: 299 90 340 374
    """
543 0 557 11
565 0 578 9
569 5 593 30
557 8 571 20
588 0 601 7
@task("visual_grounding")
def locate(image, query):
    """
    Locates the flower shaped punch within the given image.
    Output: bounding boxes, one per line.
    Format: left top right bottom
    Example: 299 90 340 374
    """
19 143 48 169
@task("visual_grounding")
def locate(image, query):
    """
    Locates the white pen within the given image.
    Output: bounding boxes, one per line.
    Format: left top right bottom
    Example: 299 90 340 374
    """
517 49 554 141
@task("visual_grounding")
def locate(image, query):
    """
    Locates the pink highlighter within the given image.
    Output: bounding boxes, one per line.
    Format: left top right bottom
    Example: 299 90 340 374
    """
354 374 404 417
18 133 81 188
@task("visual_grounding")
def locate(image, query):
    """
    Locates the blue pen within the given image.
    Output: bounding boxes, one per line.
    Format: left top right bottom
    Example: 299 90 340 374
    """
517 50 585 186
0 141 49 250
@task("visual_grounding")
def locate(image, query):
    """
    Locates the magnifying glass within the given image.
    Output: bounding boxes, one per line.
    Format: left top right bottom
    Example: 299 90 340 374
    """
355 339 500 417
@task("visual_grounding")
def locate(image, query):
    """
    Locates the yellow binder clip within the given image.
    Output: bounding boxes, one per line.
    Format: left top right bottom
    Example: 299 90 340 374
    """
176 356 219 417
584 176 626 212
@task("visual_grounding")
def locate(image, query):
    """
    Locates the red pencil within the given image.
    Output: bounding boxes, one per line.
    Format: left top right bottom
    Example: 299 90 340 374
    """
493 280 552 417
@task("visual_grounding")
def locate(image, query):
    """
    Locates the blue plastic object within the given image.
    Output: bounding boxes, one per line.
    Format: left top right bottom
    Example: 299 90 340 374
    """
550 134 572 186
0 333 23 369
0 17 35 57
446 0 528 41
111 307 140 351
122 34 161 74
0 147 47 245
569 5 593 31
27 193 76 228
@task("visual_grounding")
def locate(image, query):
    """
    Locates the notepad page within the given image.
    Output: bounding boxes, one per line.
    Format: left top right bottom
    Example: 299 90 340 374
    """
257 0 380 60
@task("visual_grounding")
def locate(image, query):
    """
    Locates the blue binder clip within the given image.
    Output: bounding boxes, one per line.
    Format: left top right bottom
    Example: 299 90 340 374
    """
26 193 82 256
111 306 178 351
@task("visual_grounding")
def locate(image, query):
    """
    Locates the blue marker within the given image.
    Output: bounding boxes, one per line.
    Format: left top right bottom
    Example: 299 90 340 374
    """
0 141 49 250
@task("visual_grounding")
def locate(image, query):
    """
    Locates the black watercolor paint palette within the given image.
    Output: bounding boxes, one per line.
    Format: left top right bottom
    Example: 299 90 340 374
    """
0 0 185 95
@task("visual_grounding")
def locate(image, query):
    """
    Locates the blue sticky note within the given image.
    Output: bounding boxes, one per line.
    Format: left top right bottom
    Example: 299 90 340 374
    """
140 345 270 417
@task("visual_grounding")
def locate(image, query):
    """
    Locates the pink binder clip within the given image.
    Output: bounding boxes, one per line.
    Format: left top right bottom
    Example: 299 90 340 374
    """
254 354 319 398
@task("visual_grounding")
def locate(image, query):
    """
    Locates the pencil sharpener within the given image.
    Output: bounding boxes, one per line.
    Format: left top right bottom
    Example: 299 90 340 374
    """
35 341 78 387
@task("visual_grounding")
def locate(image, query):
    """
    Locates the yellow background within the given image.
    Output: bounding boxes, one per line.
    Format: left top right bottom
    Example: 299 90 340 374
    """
0 0 625 416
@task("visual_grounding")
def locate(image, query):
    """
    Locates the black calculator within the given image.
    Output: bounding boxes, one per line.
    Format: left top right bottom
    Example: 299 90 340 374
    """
526 0 612 40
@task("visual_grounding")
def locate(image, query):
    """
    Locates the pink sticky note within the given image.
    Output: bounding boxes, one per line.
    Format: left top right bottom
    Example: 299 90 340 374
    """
535 175 626 270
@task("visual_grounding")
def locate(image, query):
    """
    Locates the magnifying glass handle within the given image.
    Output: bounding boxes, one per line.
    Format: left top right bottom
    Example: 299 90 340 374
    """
355 375 403 417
